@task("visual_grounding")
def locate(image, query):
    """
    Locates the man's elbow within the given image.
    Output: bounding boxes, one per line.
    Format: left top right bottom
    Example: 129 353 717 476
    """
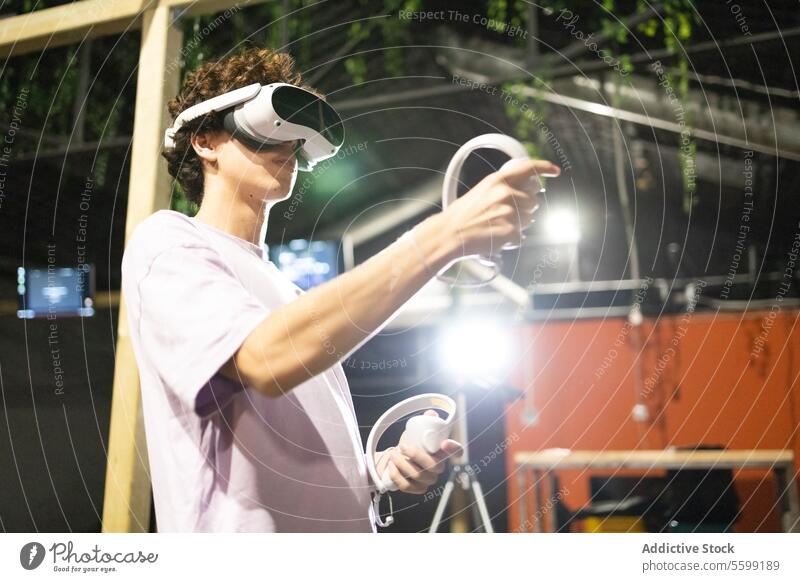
229 337 315 399
247 377 285 399
234 354 288 399
227 323 328 399
215 348 281 399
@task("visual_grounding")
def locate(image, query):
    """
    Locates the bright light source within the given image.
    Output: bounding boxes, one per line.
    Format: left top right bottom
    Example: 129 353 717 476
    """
438 319 515 385
545 208 580 243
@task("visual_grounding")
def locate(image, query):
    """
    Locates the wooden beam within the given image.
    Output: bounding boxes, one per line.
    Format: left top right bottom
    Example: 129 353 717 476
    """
163 0 269 16
0 0 268 58
101 2 183 533
0 0 152 58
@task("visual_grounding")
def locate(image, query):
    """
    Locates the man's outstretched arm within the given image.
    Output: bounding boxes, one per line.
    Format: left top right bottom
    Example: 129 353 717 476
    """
221 158 559 398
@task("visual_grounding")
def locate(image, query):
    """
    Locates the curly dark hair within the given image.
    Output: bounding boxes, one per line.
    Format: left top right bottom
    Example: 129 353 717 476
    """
162 47 322 205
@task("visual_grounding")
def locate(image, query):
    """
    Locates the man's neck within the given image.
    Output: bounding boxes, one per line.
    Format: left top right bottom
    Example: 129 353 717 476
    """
194 192 273 246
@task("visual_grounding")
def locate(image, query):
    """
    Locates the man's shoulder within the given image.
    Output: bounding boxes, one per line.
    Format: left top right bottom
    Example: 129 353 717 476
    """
122 210 207 277
132 209 199 240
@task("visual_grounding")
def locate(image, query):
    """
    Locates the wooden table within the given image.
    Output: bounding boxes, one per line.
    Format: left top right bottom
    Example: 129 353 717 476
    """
514 449 800 533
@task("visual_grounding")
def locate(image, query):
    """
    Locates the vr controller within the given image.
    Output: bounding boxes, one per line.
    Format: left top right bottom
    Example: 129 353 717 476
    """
366 393 456 526
403 413 453 455
438 133 544 285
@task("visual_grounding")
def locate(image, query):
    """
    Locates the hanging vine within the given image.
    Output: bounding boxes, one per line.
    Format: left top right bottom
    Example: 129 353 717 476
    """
341 0 422 86
487 0 697 211
637 0 698 214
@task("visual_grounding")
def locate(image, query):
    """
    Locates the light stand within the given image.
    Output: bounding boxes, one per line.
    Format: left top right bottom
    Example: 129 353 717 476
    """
429 391 494 533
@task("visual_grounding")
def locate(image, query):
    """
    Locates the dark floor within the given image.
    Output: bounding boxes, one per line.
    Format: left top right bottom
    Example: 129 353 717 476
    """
0 307 117 532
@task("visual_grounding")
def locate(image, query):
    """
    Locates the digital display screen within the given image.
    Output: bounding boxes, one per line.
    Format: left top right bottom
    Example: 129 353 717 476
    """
17 266 95 319
267 239 340 291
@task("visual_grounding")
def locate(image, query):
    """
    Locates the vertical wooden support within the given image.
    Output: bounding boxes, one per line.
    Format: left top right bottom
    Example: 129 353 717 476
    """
101 3 183 533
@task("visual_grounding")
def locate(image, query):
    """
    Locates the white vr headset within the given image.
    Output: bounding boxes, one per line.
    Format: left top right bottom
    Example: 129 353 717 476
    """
163 82 345 171
366 393 457 527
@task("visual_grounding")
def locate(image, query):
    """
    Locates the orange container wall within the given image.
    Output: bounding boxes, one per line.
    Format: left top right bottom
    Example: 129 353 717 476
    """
506 309 800 533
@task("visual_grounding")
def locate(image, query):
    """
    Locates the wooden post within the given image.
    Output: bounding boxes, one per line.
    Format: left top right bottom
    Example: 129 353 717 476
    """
101 2 183 533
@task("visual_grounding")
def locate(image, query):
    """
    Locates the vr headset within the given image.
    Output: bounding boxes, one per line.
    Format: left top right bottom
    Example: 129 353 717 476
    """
163 82 344 171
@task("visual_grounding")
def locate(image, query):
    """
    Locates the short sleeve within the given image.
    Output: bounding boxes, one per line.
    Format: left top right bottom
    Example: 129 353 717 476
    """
137 243 271 418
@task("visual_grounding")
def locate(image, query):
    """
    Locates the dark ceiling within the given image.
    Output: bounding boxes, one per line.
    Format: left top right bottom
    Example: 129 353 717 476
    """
0 0 798 292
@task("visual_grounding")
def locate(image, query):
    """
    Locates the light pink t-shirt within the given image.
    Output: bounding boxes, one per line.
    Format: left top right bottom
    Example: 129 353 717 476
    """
121 209 377 532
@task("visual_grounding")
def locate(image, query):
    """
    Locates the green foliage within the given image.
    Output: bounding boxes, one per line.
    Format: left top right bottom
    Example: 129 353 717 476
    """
344 55 368 85
340 0 422 85
501 80 545 161
488 0 508 23
487 1 550 162
4 0 701 215
169 182 199 216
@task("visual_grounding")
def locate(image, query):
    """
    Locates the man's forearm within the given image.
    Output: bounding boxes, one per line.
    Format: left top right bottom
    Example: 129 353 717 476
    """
233 213 457 397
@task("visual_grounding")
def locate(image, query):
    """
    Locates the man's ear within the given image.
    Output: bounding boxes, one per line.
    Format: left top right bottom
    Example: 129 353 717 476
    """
190 130 225 166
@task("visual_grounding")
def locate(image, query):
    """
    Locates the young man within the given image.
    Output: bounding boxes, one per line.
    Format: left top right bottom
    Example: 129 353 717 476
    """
121 48 559 532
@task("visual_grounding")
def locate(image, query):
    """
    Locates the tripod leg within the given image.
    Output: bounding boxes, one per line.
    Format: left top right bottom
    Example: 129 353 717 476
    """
469 492 484 532
430 477 456 533
470 479 495 533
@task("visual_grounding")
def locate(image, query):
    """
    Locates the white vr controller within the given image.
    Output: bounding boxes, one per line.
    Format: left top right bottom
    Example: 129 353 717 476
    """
366 393 456 527
439 133 544 285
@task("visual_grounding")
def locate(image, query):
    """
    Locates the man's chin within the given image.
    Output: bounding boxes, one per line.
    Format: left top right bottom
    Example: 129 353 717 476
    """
259 184 293 204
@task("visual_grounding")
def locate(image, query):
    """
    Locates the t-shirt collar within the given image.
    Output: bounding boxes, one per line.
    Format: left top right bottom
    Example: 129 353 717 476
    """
188 216 265 259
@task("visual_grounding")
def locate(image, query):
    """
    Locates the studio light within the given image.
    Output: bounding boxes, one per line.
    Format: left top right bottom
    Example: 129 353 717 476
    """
437 318 515 385
545 208 581 243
